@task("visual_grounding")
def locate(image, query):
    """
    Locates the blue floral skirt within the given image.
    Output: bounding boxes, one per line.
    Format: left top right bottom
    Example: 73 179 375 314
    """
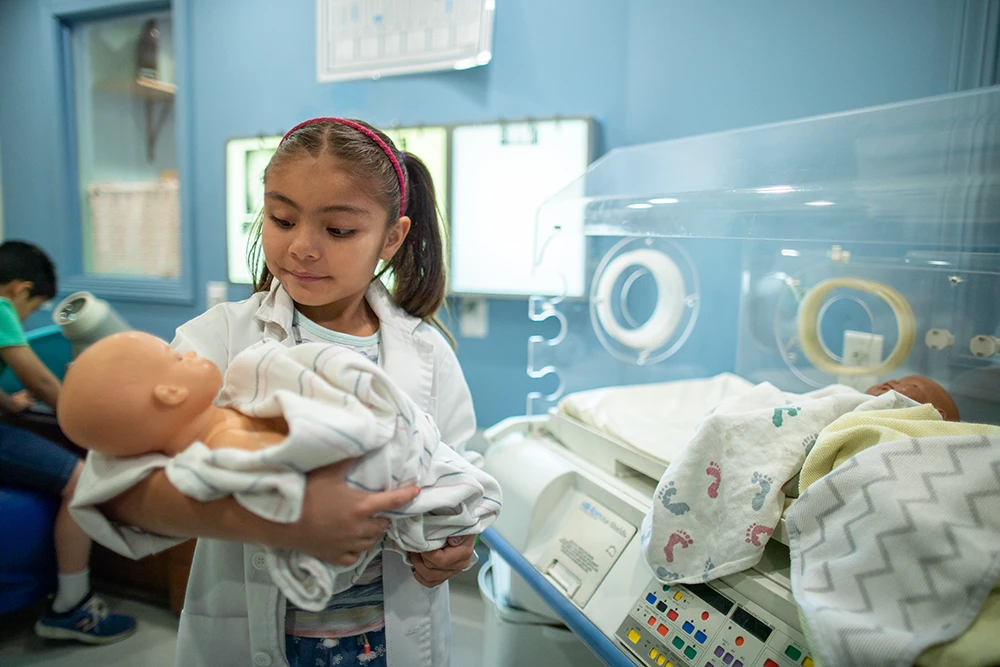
285 630 388 666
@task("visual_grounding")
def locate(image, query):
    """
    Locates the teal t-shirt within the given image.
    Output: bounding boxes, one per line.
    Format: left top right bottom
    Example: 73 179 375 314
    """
0 297 28 375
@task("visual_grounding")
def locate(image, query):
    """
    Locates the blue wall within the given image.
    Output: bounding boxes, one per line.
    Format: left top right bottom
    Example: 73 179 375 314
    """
0 0 986 427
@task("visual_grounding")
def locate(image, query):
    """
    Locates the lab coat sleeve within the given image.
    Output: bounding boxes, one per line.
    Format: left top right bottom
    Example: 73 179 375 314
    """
69 305 235 559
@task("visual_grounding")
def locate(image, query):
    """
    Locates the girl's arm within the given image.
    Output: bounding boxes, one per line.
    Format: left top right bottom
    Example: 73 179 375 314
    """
102 459 419 566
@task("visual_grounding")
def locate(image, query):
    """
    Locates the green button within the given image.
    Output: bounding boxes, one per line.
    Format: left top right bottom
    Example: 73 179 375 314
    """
684 646 697 660
786 645 803 660
673 636 684 649
662 585 670 592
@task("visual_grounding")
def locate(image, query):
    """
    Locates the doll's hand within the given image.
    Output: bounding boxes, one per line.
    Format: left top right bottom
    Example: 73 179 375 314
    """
408 534 476 588
290 458 420 567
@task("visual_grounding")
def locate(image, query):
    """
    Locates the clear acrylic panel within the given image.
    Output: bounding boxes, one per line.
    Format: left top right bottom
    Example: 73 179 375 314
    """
529 86 1000 424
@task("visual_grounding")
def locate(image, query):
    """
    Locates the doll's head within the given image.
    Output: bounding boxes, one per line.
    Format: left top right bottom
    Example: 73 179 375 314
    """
865 375 960 421
58 331 223 456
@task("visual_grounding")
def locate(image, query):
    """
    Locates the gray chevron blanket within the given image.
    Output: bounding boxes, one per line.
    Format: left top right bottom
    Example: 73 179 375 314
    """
787 434 1000 667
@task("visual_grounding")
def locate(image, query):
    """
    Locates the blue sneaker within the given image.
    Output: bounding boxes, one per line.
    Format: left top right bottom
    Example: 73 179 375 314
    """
34 594 137 645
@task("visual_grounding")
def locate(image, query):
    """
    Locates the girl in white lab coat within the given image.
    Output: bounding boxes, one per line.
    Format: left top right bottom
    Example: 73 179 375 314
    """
70 118 480 667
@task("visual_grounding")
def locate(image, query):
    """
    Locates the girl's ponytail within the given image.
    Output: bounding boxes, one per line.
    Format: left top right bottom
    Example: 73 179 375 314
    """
383 152 454 346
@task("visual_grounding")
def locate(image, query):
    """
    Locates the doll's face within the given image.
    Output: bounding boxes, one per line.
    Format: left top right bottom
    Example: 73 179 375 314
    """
866 375 960 421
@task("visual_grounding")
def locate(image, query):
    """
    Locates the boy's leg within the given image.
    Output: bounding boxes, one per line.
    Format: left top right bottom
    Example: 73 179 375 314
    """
0 424 136 644
52 461 92 611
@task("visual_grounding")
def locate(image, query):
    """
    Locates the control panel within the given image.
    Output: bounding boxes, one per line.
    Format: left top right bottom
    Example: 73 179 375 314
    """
616 579 813 667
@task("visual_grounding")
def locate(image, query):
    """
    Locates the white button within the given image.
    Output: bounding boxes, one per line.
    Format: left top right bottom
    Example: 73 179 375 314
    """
252 552 268 570
253 651 272 666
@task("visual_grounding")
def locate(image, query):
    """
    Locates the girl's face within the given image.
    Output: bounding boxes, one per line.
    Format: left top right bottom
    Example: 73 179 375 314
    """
262 153 409 326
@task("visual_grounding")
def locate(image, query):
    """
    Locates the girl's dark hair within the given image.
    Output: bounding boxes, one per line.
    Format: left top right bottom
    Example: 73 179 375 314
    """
248 119 453 345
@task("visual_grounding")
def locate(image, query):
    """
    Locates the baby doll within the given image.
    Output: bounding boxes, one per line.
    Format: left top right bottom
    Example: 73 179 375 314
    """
865 375 960 421
58 331 501 611
58 331 288 457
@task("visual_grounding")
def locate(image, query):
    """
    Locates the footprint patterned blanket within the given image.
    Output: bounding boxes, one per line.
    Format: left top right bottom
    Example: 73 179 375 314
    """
640 382 916 584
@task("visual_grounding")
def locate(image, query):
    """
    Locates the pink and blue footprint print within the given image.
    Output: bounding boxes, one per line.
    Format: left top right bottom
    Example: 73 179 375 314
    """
744 522 773 546
750 471 772 511
663 530 693 563
659 480 690 515
772 405 801 427
706 461 721 498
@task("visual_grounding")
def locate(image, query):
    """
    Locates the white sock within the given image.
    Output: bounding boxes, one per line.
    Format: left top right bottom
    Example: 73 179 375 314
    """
52 569 90 613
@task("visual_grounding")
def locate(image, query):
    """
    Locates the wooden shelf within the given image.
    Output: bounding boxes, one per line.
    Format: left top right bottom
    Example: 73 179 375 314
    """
95 76 176 102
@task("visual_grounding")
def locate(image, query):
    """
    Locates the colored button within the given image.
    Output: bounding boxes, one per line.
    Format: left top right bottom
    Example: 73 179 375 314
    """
702 611 710 621
733 662 743 667
646 593 657 604
723 654 733 665
682 621 695 634
804 659 814 667
647 615 655 626
673 636 684 650
684 646 697 660
764 660 779 667
663 661 672 667
674 591 684 601
735 636 744 647
663 585 670 592
658 657 666 666
657 601 668 612
627 629 640 644
715 646 725 657
657 624 668 637
667 609 679 621
706 664 714 667
649 648 659 659
695 630 707 644
786 645 803 660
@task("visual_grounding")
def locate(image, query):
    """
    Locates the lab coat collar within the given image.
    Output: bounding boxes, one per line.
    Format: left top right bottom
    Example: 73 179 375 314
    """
252 279 423 341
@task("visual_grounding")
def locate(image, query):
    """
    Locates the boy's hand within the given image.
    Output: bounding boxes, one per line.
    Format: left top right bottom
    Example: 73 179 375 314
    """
6 390 34 413
408 534 476 588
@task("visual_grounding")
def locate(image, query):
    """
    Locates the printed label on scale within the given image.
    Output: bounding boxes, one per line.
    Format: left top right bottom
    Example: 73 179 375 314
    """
535 492 636 607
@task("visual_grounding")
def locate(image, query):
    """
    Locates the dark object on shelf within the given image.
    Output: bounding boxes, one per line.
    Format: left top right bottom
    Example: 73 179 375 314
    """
137 19 159 80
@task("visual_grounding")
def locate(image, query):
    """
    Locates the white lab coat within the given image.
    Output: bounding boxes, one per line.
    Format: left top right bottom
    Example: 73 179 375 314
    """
70 280 478 667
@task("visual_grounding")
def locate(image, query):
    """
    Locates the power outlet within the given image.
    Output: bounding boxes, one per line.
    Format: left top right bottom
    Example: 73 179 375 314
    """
839 330 884 391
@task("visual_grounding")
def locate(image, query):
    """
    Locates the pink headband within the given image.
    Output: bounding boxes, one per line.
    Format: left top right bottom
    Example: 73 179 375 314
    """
280 117 407 217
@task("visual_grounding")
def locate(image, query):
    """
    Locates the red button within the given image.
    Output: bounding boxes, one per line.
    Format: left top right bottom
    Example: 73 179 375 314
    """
702 611 710 621
648 616 656 626
764 660 779 667
736 636 745 647
667 610 679 621
657 624 669 636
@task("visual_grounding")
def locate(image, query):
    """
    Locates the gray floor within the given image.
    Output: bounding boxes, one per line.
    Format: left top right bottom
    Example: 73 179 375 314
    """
0 580 486 667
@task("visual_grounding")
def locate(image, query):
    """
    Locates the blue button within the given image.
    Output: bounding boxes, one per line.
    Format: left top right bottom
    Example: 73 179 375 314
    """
682 621 695 634
695 630 707 643
646 593 657 604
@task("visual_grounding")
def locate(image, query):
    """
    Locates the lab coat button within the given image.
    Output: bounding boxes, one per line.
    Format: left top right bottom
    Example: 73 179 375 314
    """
252 552 268 570
253 651 273 666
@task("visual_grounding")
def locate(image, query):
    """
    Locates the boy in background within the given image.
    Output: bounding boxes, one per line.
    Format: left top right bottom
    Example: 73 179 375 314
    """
0 240 135 644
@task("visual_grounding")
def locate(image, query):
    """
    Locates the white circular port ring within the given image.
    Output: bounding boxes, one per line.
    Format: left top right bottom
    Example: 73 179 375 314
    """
796 277 916 376
594 248 686 351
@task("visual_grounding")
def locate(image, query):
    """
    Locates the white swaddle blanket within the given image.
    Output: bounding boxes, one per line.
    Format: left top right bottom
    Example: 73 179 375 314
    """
165 341 502 611
640 383 915 585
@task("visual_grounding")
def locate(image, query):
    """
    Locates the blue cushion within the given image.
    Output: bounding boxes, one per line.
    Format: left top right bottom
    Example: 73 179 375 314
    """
0 486 58 613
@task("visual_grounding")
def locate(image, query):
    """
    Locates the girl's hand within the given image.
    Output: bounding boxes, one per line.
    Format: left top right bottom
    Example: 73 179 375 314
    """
408 534 476 588
287 458 420 566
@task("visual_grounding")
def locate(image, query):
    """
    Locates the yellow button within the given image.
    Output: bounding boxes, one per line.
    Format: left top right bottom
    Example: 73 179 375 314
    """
657 657 666 666
649 648 659 659
804 659 814 667
665 662 674 667
627 629 640 644
673 592 683 601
